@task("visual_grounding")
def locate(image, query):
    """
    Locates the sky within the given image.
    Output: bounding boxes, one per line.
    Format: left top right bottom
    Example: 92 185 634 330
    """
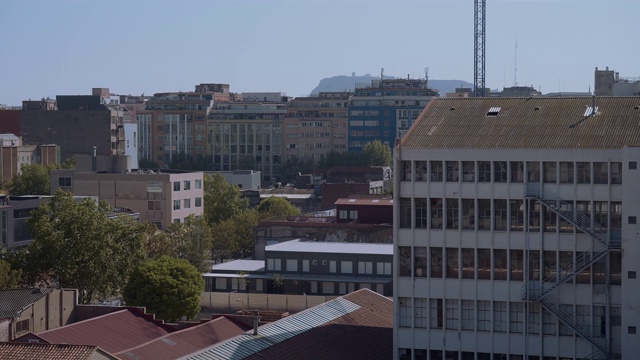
0 0 638 105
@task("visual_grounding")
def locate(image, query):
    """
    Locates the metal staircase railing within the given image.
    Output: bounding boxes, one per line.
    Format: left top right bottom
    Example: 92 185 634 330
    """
521 248 609 301
539 293 607 354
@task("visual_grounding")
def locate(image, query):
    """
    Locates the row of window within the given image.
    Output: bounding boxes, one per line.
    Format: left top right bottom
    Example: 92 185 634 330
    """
401 160 626 185
173 179 202 191
399 349 613 360
172 197 202 210
398 247 622 284
266 258 392 276
399 198 622 232
398 298 617 336
173 214 202 224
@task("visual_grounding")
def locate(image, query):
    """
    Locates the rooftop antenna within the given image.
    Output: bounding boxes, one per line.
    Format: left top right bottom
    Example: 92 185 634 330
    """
424 67 429 88
514 38 518 86
380 68 384 80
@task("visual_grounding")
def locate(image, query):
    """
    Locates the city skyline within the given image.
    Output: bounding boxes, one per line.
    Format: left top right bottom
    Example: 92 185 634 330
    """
1 0 638 105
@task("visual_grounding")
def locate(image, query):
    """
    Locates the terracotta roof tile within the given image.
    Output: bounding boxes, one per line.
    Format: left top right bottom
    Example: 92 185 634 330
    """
0 342 113 360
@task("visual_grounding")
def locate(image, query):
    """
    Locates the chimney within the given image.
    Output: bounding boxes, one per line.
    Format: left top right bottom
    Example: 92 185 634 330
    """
252 311 261 336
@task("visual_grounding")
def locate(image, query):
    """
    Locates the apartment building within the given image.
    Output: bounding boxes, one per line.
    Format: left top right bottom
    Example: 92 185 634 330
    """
595 67 640 96
50 169 203 230
136 91 214 166
21 89 125 161
394 97 638 359
282 92 350 162
207 100 287 182
348 78 438 151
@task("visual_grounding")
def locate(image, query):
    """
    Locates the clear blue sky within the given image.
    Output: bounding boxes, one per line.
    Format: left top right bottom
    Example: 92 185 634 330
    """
1 0 638 105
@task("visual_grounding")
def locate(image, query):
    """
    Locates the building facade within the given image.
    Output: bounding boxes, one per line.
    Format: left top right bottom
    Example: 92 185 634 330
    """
394 97 637 360
282 92 350 162
348 78 437 152
50 170 203 230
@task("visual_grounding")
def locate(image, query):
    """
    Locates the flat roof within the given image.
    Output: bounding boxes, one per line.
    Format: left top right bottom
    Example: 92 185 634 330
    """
210 260 264 272
259 194 313 200
265 240 392 256
334 198 393 206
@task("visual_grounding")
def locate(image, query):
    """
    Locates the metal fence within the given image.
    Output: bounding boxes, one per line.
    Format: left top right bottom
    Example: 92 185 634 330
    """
200 292 338 314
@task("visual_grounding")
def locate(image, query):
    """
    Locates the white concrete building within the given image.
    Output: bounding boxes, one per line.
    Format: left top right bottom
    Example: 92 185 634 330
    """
393 97 639 360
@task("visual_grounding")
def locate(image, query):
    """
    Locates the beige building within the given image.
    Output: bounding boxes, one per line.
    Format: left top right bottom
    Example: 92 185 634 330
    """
50 169 204 230
282 92 350 162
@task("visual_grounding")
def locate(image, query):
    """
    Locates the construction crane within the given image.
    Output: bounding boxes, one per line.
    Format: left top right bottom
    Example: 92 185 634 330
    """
474 0 486 97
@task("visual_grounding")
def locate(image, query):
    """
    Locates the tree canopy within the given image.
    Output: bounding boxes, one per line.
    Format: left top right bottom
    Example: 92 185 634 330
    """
203 173 248 226
166 215 213 273
257 196 301 218
210 210 259 261
361 140 392 167
24 190 148 303
9 163 50 195
123 256 204 322
0 259 21 290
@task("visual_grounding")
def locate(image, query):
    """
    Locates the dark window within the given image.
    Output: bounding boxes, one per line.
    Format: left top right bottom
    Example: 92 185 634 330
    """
16 319 29 334
630 161 637 170
629 326 637 334
630 216 637 225
629 271 637 279
58 177 71 187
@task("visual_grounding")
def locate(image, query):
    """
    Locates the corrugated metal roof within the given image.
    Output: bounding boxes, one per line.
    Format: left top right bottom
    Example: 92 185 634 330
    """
210 260 265 272
0 288 54 319
34 309 172 354
401 97 640 149
265 239 393 255
182 297 361 360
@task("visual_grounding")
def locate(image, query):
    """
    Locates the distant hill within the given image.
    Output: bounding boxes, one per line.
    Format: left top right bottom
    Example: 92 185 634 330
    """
309 74 474 96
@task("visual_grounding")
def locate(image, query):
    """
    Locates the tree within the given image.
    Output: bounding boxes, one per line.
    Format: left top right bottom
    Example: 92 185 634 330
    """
9 163 50 195
237 156 257 171
138 158 159 169
24 190 147 303
166 215 213 272
257 196 301 219
271 273 284 294
362 140 392 167
210 210 259 260
281 157 314 181
0 259 21 289
142 222 179 260
123 256 204 322
203 173 248 226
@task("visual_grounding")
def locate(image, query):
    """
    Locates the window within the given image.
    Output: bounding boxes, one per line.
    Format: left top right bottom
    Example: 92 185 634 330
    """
494 199 507 231
358 261 373 274
183 199 191 208
341 261 352 274
527 161 540 182
593 162 608 184
630 161 637 170
543 162 557 183
510 200 524 231
446 161 459 182
415 161 428 181
510 250 523 281
477 249 491 279
173 218 180 223
478 199 491 230
461 199 475 230
630 216 637 225
173 181 180 191
559 162 574 183
400 198 412 228
173 200 180 210
401 161 412 181
399 297 412 327
611 162 622 184
415 298 428 328
462 161 475 182
183 180 191 190
58 177 71 186
302 260 309 272
478 161 491 182
446 199 459 230
510 161 523 183
493 161 507 182
15 319 29 334
461 249 474 279
445 299 459 329
510 302 524 333
577 162 591 184
629 326 637 334
431 198 443 229
414 247 428 277
493 301 507 332
461 300 474 330
399 247 412 277
286 259 297 272
430 161 443 181
446 248 459 278
147 200 161 211
195 179 202 189
195 197 202 207
430 298 443 329
349 210 358 219
477 300 491 331
430 247 443 278
493 249 507 280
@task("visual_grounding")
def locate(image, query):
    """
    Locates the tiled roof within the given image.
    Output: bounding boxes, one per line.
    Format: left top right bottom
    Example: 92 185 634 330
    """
0 288 54 319
0 342 115 360
181 288 392 360
265 239 393 255
115 316 251 360
32 309 173 354
401 97 640 149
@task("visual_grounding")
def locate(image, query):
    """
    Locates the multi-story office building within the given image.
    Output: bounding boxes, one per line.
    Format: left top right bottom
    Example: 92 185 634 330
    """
595 67 640 96
207 100 287 182
282 92 350 162
348 78 437 151
50 169 203 230
21 88 125 162
136 91 214 166
394 97 637 359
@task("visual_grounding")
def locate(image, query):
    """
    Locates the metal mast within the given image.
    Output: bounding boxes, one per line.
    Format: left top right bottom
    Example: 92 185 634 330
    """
474 0 486 97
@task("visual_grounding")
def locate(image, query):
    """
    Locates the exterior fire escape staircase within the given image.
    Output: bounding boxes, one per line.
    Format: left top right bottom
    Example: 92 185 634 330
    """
521 183 621 358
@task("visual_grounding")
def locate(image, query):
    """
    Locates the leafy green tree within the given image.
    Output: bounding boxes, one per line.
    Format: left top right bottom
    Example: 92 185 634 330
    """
24 190 147 303
210 210 259 261
142 223 178 260
166 215 213 272
203 173 248 226
271 273 285 294
0 259 21 289
237 156 257 171
257 196 301 218
281 157 314 181
60 156 76 169
123 256 204 322
138 158 160 169
9 163 50 195
361 140 392 167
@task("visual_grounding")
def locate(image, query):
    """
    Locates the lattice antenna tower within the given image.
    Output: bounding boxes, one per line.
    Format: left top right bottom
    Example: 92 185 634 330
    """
474 0 486 97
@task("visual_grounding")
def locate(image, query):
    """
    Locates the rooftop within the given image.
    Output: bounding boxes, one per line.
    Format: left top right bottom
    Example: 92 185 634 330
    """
0 343 115 360
181 289 392 360
210 260 265 273
401 96 640 149
334 198 394 206
0 288 54 319
265 239 393 256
